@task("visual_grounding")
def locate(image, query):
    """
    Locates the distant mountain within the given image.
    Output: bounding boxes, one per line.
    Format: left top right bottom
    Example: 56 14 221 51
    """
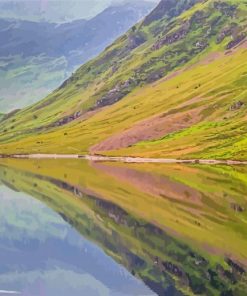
0 2 155 63
1 0 247 162
0 1 155 112
0 0 158 22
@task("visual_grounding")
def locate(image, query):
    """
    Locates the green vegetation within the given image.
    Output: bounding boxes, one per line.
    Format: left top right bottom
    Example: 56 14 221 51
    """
0 0 246 160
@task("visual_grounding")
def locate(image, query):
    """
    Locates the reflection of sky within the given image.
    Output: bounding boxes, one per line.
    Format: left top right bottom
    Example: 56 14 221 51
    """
0 186 154 296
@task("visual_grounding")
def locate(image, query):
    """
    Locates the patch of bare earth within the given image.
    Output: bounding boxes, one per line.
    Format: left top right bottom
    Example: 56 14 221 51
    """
90 105 204 153
90 47 243 154
200 52 223 64
90 49 228 154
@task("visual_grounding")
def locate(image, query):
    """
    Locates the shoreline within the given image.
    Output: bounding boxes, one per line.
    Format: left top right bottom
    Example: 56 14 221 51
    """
0 154 247 165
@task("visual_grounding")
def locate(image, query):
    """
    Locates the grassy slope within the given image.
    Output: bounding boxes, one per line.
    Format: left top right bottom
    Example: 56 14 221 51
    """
1 158 247 295
0 0 247 159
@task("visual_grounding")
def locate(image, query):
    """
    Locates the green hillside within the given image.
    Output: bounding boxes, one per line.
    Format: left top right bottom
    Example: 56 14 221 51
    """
0 0 246 159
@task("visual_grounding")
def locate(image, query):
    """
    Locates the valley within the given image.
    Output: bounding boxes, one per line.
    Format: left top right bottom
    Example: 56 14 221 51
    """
1 1 247 295
0 1 154 112
0 0 246 161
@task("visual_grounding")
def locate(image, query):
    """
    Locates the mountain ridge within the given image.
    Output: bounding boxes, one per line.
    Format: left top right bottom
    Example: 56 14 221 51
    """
0 0 157 23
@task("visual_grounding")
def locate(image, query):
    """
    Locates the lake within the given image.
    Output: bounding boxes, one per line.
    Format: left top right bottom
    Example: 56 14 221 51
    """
0 158 246 295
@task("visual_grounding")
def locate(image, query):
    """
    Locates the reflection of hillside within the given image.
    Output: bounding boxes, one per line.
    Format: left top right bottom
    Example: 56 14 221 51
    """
0 187 152 296
0 160 246 295
1 158 247 262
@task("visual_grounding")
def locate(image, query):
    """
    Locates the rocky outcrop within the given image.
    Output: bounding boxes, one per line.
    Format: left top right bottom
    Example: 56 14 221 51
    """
95 48 119 67
152 22 191 50
51 110 82 127
189 252 208 267
216 24 238 43
146 69 164 83
95 88 126 108
226 34 246 49
94 78 136 108
162 261 185 278
229 101 245 111
214 2 237 17
195 40 208 50
226 258 246 275
190 10 208 23
230 203 245 212
143 0 202 26
143 0 176 25
128 32 146 50
216 264 238 284
96 199 130 226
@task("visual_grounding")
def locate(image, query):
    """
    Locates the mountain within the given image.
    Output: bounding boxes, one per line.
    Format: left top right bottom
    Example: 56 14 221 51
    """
0 0 158 23
0 1 155 112
0 0 247 161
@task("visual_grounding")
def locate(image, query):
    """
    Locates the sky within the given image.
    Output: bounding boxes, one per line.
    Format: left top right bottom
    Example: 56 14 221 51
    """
0 0 159 22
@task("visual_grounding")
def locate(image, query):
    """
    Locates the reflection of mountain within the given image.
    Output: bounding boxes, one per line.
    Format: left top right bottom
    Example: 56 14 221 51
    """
0 159 246 295
0 185 153 296
0 1 155 112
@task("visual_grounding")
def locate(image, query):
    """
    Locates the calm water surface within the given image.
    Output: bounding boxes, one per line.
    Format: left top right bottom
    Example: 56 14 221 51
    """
0 159 246 296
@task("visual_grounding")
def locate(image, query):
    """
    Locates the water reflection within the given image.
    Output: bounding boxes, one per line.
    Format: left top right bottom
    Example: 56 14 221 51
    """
0 159 246 295
0 184 154 295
